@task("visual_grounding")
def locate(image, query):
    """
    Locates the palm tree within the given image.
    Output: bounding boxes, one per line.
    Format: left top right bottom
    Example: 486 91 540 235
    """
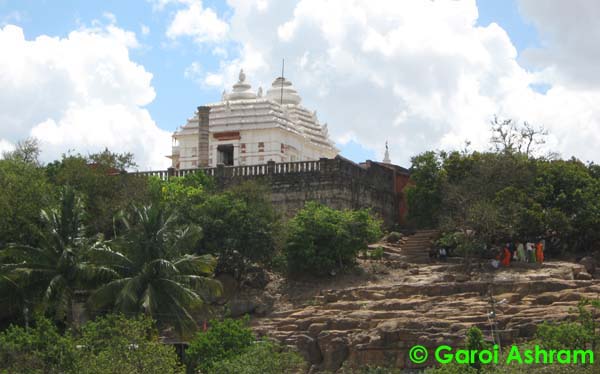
0 187 116 324
87 204 221 336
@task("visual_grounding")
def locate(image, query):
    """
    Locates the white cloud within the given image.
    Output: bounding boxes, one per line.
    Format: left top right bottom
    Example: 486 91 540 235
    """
166 0 229 43
518 0 600 90
1 11 24 26
141 24 150 36
196 0 600 165
0 139 14 155
102 12 117 24
184 61 203 81
204 73 223 87
0 24 171 169
212 46 228 58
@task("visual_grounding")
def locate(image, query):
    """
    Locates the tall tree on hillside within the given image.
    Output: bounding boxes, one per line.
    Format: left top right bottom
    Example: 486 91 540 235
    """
2 137 41 166
490 116 548 157
87 205 221 336
0 156 50 247
45 149 150 239
0 187 116 325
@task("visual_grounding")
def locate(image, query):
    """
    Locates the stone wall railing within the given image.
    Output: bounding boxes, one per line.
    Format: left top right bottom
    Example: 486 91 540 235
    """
133 158 333 180
131 157 404 226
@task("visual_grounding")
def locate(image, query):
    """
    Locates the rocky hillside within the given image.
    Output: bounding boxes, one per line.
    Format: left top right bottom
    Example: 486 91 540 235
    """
244 231 599 372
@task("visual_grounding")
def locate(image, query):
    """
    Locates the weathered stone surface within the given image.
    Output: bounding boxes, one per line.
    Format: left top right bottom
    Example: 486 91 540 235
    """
318 332 349 371
243 267 271 289
250 234 598 371
296 334 323 364
579 256 596 274
228 298 256 317
576 271 593 280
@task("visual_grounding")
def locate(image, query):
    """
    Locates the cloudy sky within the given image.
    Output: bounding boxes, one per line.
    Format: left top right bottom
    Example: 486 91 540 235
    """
1 0 599 169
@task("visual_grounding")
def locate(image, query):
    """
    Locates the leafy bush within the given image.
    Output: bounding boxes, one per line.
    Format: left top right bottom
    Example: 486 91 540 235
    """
385 231 403 244
535 322 592 351
0 317 77 374
185 317 255 373
45 150 150 238
0 314 183 374
195 181 281 278
0 157 50 247
285 202 382 276
75 314 184 374
535 298 600 351
368 247 385 260
150 171 214 220
465 326 490 370
208 340 305 374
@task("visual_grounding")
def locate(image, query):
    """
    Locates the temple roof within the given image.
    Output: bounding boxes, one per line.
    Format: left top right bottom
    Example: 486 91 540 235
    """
266 77 302 105
226 69 257 101
174 69 338 154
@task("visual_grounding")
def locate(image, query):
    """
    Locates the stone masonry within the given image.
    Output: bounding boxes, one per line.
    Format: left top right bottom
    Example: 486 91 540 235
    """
136 156 410 227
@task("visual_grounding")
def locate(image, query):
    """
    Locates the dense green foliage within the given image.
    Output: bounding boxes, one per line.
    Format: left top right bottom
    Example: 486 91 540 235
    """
0 158 50 246
151 176 281 279
536 298 600 351
196 182 281 278
87 204 221 335
0 315 183 374
7 130 600 372
185 318 305 374
0 187 116 325
0 317 77 374
285 202 382 276
46 150 151 238
208 340 305 374
75 314 184 374
407 150 600 255
185 317 255 373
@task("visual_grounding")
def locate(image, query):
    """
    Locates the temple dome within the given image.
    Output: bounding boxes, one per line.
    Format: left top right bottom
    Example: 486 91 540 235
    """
266 77 302 105
227 69 257 101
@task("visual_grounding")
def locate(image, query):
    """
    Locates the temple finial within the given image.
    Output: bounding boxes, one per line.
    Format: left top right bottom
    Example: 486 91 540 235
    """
238 68 246 83
383 141 391 164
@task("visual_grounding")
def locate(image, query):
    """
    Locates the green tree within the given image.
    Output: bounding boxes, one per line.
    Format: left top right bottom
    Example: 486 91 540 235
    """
0 314 185 374
0 316 77 374
0 157 50 247
45 150 150 238
196 181 280 278
536 298 600 351
208 340 305 374
285 202 382 276
1 137 41 165
87 204 221 336
151 171 214 219
185 317 255 373
465 326 489 370
405 151 445 228
0 187 115 325
75 314 184 374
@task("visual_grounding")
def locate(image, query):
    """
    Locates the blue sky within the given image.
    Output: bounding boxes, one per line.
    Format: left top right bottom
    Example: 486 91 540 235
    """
1 0 599 168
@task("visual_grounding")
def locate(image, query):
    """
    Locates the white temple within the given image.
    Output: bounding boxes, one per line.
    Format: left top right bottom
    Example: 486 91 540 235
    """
168 69 338 169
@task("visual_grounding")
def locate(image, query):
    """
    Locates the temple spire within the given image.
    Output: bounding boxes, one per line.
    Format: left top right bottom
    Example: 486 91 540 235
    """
383 141 391 164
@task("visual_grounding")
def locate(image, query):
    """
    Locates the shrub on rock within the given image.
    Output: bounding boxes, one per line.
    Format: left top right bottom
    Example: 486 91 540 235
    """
284 202 382 276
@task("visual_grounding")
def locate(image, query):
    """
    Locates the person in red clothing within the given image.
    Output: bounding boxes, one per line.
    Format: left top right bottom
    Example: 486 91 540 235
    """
536 240 544 263
501 245 511 267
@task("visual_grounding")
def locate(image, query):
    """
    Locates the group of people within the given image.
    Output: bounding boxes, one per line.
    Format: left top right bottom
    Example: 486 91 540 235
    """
494 240 545 268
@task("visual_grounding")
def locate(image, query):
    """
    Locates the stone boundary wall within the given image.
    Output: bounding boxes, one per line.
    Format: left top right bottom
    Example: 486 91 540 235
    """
134 156 403 226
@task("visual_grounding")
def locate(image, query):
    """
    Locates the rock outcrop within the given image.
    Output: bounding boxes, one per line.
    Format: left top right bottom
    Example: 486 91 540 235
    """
251 232 598 372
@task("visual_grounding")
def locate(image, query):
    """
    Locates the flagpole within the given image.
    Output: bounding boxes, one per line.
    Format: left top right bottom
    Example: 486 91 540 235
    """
280 59 285 104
